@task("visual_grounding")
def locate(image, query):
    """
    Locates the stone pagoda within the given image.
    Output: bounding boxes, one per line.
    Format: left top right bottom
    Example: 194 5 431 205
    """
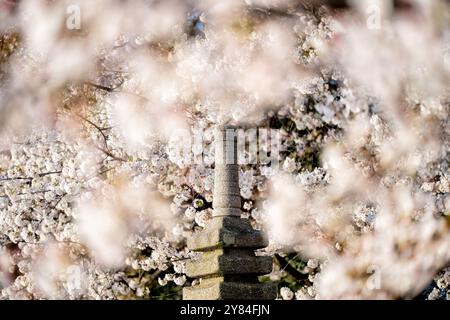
183 125 276 300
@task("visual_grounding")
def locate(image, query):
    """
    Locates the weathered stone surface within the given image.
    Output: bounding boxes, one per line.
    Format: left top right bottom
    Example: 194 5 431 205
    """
183 278 277 300
187 216 268 250
213 181 240 194
183 125 276 301
186 248 273 277
215 151 238 165
213 194 241 208
214 163 239 170
214 167 239 182
215 140 237 165
212 208 241 217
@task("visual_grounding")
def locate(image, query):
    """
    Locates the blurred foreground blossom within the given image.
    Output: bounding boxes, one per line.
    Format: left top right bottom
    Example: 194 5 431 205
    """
0 0 449 300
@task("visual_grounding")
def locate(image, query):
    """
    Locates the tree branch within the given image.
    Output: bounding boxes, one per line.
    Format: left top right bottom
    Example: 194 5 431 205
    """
274 254 308 281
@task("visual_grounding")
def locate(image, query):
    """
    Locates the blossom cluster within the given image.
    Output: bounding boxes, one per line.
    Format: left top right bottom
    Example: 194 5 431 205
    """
0 0 449 300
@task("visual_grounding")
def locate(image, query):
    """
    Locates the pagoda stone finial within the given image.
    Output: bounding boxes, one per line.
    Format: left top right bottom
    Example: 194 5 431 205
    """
182 125 277 300
213 125 241 216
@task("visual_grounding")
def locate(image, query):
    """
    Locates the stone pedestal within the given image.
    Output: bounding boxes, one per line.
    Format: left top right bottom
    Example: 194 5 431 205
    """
183 125 276 300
